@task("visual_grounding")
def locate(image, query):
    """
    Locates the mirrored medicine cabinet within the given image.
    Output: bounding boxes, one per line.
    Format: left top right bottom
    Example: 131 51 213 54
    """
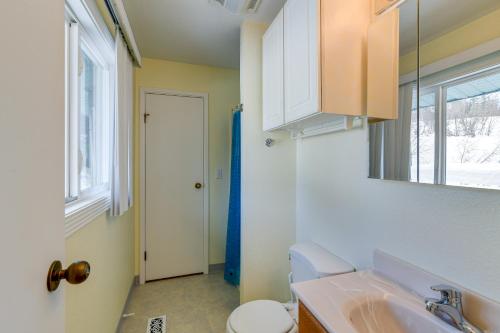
369 0 500 191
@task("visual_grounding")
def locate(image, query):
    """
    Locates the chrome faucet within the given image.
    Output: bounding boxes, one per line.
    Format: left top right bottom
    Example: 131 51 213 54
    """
425 285 483 333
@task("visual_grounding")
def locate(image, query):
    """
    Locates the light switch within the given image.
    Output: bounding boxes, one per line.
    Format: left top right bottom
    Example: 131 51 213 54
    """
216 168 223 180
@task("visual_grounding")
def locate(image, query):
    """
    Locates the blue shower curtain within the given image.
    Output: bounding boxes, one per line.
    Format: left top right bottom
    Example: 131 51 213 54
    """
224 110 241 286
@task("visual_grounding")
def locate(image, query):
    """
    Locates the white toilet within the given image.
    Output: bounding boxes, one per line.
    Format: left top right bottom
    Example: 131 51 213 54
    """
226 242 355 333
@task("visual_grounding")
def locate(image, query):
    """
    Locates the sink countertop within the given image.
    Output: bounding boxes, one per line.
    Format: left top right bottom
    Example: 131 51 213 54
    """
291 270 460 333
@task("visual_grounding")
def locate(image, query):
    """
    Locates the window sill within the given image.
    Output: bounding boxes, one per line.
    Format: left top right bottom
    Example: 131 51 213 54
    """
65 192 111 238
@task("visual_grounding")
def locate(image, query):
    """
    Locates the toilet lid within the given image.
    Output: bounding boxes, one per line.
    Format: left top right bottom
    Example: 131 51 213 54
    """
229 300 295 333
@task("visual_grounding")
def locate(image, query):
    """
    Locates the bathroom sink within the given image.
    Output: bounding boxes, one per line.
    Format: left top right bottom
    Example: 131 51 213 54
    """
292 271 462 333
347 296 460 333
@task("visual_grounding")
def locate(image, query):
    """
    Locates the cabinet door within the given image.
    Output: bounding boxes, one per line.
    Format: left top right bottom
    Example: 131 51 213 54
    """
367 9 399 120
320 0 370 116
263 9 285 131
374 0 397 14
299 302 328 333
284 0 319 123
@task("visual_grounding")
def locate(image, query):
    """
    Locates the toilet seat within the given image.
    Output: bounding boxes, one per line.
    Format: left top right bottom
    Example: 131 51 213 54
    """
227 300 298 333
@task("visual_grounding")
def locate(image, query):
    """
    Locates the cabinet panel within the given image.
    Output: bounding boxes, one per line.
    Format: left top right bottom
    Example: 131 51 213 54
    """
298 301 328 333
263 9 285 131
374 0 398 14
367 9 399 120
321 0 370 116
284 0 319 123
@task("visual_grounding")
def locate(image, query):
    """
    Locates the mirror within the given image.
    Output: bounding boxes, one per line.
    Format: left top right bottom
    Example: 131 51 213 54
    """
369 0 500 190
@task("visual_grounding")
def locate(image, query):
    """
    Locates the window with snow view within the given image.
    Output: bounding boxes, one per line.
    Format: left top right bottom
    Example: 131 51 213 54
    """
411 66 500 189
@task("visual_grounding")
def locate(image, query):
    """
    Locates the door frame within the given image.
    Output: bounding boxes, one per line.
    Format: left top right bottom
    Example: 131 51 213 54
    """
139 88 209 284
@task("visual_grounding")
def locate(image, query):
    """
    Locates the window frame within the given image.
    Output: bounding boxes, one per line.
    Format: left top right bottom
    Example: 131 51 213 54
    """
77 33 111 198
417 64 500 188
64 1 115 236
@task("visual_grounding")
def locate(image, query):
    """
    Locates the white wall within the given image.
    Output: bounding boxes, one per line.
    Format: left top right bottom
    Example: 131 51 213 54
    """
240 21 297 303
296 127 500 301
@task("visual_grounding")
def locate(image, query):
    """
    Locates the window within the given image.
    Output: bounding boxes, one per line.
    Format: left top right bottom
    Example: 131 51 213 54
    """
65 8 112 207
411 66 500 189
411 90 436 184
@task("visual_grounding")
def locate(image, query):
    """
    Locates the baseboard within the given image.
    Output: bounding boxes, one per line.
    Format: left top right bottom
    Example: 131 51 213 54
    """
115 275 138 333
209 263 225 273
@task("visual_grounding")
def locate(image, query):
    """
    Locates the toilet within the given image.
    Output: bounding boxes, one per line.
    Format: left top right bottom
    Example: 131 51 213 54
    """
226 242 355 333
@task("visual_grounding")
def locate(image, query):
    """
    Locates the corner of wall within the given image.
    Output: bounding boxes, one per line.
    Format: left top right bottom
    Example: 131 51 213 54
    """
239 20 297 304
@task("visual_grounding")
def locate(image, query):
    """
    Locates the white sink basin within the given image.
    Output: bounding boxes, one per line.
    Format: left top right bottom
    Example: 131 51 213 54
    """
292 271 462 333
347 296 460 333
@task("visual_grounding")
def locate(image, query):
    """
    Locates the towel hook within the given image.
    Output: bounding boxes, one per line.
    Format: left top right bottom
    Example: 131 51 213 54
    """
265 138 274 147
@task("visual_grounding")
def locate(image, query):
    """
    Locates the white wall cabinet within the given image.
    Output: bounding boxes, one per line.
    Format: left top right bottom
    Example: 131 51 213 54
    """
262 9 285 131
283 0 319 123
262 0 399 133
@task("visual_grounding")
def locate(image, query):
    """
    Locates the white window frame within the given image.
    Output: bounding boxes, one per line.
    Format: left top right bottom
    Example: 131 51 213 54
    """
415 64 500 187
64 1 114 237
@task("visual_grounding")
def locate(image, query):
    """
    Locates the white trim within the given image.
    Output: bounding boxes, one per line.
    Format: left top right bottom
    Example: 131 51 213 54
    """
375 0 407 16
65 193 111 237
139 88 209 284
107 0 142 67
400 37 500 85
67 20 80 199
290 116 364 139
65 0 114 63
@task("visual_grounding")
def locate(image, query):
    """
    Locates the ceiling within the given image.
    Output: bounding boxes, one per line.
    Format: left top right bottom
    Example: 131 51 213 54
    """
123 0 500 68
122 0 284 69
400 0 500 54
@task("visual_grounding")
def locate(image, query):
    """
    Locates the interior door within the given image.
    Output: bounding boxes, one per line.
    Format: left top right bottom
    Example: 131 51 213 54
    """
145 93 205 281
0 0 65 332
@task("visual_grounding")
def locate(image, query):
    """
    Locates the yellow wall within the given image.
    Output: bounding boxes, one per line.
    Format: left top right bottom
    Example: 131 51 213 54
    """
64 4 135 333
65 210 135 333
134 58 240 273
400 7 500 75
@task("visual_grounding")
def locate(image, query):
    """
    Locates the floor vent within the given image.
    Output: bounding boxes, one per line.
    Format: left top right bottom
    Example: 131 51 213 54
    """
147 315 166 333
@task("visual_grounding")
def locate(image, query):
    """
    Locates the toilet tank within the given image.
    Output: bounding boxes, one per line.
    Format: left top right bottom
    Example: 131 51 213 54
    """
289 242 354 283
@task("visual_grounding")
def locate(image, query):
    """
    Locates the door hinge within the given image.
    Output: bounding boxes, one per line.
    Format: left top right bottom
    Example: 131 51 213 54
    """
144 251 147 261
144 113 151 123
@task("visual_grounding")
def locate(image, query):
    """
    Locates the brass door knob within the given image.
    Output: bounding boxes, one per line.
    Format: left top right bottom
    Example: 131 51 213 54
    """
195 182 203 189
47 260 90 292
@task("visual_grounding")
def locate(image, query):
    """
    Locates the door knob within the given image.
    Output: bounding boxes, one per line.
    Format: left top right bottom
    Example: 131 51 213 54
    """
195 182 203 189
47 260 90 292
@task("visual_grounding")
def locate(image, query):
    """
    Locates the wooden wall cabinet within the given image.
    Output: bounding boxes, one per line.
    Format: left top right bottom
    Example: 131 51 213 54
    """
298 301 328 333
320 0 372 118
374 0 398 14
262 0 399 132
367 9 400 121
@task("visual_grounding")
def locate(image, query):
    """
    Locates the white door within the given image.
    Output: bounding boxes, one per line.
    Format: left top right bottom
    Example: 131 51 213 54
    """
284 0 320 122
0 0 66 332
145 93 206 281
263 8 285 131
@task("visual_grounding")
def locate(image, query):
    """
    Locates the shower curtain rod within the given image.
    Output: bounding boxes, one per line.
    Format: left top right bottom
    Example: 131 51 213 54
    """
233 104 243 113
